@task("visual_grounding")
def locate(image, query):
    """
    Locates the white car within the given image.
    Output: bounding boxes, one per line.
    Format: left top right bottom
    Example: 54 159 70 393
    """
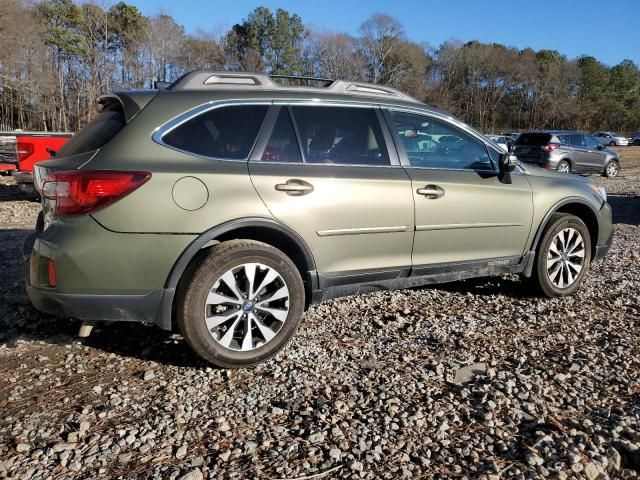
487 135 510 152
593 131 629 146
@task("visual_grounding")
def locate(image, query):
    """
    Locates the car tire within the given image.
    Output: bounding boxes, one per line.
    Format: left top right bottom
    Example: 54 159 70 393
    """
634 140 640 146
177 239 305 368
556 160 571 173
529 213 591 298
604 160 620 178
609 141 616 146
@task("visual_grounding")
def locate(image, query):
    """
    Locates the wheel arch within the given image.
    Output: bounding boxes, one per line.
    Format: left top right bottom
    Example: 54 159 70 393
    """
529 198 599 258
156 218 318 331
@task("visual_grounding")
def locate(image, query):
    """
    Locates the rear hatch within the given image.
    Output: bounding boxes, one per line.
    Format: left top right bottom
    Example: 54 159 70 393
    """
514 133 554 162
34 91 156 229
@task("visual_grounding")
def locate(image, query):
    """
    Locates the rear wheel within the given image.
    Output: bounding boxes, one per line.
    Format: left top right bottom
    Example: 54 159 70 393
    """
604 160 620 178
529 213 591 298
556 160 571 173
609 141 616 146
177 240 305 368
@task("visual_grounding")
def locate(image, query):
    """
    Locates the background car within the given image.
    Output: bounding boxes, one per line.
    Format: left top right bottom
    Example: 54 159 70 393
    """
487 134 515 152
513 131 620 177
501 132 520 141
593 131 629 146
631 132 640 146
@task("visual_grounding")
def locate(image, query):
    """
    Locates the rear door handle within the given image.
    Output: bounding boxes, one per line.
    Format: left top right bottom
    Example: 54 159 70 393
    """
416 185 445 199
274 179 314 196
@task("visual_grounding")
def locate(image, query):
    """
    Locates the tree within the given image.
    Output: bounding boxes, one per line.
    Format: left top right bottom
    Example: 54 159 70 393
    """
357 13 405 84
224 7 306 74
302 30 364 80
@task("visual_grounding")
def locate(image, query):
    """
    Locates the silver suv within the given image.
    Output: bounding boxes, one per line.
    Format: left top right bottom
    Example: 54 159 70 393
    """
514 131 621 177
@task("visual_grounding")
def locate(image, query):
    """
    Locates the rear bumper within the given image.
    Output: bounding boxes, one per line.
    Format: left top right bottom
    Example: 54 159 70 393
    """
27 282 166 326
25 215 195 331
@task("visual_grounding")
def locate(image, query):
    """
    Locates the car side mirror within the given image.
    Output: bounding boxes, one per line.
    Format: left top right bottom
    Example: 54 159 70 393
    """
597 144 605 150
499 153 518 173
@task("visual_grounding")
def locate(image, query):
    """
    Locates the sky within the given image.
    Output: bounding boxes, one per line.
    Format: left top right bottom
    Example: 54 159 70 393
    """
127 0 639 66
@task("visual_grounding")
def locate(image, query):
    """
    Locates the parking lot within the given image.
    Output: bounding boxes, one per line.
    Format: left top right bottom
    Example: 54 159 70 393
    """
0 149 638 479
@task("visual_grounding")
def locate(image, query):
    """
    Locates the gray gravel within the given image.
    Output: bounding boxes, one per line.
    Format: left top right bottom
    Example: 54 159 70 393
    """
0 153 639 479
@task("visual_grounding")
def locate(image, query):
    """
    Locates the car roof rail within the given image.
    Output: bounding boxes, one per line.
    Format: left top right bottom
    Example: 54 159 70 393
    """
168 71 277 90
270 74 334 87
327 80 417 101
166 70 419 102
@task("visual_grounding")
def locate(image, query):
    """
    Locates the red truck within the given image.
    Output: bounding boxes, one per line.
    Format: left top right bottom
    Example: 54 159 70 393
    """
0 131 73 187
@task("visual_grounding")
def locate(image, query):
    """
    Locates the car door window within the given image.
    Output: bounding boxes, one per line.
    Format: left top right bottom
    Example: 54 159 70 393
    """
584 136 601 149
389 111 494 171
290 106 390 166
163 105 269 159
260 108 302 163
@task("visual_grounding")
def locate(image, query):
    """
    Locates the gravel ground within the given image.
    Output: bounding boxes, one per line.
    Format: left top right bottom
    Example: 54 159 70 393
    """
0 151 639 480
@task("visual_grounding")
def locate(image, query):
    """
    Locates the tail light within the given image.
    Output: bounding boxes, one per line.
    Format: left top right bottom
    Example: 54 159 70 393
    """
42 170 151 216
542 143 560 153
16 141 34 161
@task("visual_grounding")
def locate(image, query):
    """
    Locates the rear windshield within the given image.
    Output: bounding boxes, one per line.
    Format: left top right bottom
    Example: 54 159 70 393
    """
56 108 125 157
515 133 553 146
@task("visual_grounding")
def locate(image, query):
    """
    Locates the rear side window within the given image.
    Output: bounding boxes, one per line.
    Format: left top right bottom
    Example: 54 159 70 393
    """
261 108 302 163
569 134 585 147
56 108 125 157
291 106 390 166
164 105 268 159
515 133 552 146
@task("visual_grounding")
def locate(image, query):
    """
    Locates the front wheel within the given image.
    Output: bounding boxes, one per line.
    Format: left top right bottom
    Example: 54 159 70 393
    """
529 213 591 298
609 141 616 146
177 240 305 368
604 160 620 178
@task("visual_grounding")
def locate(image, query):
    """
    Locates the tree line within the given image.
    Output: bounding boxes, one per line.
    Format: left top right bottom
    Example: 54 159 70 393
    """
1 0 639 135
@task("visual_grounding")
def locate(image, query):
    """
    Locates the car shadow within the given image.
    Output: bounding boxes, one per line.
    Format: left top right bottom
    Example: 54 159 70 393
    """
608 194 640 226
420 274 537 299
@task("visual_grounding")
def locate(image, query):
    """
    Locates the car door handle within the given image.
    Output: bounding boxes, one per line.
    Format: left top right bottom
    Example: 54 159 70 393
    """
274 179 314 196
416 185 445 199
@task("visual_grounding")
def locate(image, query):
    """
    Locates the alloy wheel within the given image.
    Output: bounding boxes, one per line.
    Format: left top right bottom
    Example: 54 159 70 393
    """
557 162 570 173
204 263 290 351
546 228 585 288
606 162 619 177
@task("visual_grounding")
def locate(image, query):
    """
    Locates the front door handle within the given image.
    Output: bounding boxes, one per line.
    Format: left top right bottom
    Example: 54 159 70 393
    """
416 185 445 199
275 179 314 196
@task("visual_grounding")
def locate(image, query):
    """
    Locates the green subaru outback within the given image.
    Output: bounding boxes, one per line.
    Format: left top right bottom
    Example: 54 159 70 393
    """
27 71 613 368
